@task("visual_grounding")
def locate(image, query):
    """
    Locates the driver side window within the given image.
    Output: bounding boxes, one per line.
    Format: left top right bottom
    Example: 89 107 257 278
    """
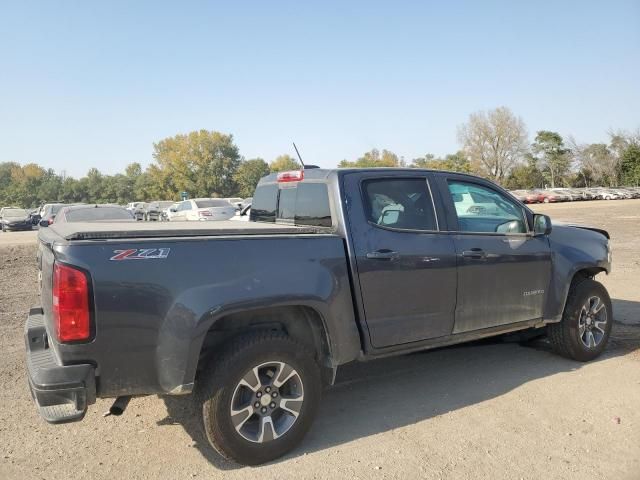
447 180 527 234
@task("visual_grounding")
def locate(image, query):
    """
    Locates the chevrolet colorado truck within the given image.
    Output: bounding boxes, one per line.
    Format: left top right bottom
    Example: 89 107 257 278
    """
26 168 612 465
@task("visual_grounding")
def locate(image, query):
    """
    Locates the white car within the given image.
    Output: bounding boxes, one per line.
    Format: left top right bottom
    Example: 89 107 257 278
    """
169 198 236 221
165 202 180 221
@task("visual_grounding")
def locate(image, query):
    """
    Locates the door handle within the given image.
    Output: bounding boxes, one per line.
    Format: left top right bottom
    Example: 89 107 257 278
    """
462 248 486 259
366 250 400 261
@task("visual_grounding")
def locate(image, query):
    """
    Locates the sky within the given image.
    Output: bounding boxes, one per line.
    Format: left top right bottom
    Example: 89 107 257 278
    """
1 1 639 177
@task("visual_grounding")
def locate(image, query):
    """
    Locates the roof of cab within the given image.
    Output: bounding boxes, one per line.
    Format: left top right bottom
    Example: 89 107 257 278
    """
256 167 474 185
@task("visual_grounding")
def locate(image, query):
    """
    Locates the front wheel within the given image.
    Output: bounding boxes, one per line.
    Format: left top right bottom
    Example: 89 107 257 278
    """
547 278 612 362
198 331 321 465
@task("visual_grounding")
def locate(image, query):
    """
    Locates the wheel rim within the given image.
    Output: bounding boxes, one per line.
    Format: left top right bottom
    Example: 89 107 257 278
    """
230 361 304 443
578 296 607 348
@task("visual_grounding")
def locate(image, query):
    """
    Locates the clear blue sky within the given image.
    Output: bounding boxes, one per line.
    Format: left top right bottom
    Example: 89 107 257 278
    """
1 1 639 177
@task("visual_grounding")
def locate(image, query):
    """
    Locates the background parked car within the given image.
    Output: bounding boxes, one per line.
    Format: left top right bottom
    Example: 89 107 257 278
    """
50 204 135 224
168 198 236 221
144 201 175 221
1 208 33 231
509 190 540 204
39 203 68 225
126 202 148 220
165 202 180 221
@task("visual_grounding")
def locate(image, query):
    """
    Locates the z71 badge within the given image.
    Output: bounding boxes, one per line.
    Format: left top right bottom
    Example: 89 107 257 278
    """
110 248 171 261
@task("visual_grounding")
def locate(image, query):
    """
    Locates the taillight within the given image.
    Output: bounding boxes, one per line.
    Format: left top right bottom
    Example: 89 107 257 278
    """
53 263 91 342
277 170 304 182
48 217 54 225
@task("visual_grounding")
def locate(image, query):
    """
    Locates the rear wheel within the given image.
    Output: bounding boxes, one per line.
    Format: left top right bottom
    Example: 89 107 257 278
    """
198 331 321 465
547 278 612 361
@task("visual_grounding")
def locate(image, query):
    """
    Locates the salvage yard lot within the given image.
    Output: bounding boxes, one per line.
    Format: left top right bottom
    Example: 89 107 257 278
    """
1 200 639 480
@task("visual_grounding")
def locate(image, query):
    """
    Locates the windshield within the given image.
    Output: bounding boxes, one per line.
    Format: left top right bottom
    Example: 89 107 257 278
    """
65 207 133 222
195 199 232 208
3 209 29 217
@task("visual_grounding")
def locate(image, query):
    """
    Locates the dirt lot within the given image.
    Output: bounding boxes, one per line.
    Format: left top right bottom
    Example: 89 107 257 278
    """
1 201 639 480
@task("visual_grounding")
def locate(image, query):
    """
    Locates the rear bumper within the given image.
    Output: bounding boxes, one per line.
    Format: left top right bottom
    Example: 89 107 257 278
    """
4 224 32 231
24 307 96 424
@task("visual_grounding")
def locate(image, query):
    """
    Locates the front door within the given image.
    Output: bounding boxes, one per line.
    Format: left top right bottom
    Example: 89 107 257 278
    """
437 175 552 333
344 172 457 348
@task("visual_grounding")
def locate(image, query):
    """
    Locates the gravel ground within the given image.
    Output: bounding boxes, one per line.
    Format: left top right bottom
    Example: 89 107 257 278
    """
1 200 639 480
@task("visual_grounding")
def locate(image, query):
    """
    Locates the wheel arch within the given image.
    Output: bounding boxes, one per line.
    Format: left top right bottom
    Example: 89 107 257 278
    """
192 304 337 389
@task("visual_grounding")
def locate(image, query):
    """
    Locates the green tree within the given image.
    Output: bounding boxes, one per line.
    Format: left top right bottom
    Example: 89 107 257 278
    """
504 155 545 189
234 158 270 197
269 154 300 172
411 151 471 172
338 149 403 168
152 130 241 198
531 131 570 188
620 144 640 186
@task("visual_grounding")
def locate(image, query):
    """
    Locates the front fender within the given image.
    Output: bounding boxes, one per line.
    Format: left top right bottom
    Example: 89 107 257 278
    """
544 224 610 321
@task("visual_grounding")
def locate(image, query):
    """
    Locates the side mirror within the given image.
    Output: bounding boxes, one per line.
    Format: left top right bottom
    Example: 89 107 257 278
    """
533 214 552 236
169 208 177 213
39 219 49 227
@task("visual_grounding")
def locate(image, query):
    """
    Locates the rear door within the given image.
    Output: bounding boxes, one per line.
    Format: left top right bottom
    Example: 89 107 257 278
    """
435 173 552 333
344 171 457 348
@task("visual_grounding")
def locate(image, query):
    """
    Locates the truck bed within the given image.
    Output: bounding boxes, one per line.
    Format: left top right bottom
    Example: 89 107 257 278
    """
48 220 333 241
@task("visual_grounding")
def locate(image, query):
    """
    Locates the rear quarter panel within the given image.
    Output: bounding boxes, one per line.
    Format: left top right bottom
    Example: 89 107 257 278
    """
45 234 360 397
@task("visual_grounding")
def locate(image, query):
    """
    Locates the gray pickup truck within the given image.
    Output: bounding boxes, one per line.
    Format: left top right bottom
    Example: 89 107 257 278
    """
26 168 612 465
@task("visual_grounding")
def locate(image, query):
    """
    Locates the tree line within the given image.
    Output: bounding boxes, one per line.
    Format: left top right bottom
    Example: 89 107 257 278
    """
2 107 639 208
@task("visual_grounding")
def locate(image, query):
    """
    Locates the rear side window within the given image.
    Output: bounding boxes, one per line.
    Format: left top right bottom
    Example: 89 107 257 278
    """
66 207 133 222
251 182 332 227
251 184 278 222
363 178 437 231
294 183 332 227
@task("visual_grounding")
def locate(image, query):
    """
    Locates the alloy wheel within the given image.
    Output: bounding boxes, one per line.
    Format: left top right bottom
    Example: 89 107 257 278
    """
230 361 304 443
578 296 608 348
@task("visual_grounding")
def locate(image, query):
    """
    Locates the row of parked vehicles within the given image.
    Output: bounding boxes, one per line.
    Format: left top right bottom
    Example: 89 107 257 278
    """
126 197 252 222
509 186 640 203
3 185 637 231
0 197 255 231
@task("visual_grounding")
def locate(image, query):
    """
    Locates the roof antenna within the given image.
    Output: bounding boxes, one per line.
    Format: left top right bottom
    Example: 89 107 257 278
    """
293 142 305 168
292 143 319 169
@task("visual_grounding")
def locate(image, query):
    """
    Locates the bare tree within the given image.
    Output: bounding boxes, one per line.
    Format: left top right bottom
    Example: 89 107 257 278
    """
568 130 640 187
457 107 529 182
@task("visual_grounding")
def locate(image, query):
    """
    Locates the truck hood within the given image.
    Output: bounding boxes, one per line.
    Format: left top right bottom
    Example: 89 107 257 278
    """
553 222 609 239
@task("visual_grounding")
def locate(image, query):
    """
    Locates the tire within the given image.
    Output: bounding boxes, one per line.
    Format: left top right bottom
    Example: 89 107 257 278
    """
543 197 550 203
547 278 612 362
198 331 321 465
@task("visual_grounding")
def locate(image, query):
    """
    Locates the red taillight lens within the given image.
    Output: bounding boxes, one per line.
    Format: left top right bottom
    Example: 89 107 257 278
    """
277 170 304 182
53 263 90 342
